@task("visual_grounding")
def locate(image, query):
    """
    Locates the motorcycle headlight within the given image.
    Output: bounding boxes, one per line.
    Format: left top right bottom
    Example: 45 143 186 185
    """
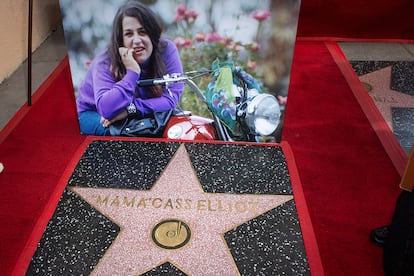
245 94 281 136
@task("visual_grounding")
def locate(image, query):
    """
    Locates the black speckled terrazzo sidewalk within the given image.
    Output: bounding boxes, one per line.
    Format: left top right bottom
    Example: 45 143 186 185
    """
26 139 319 275
350 61 414 153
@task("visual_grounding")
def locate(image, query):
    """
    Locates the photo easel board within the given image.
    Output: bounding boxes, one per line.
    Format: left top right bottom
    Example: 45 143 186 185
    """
59 0 301 142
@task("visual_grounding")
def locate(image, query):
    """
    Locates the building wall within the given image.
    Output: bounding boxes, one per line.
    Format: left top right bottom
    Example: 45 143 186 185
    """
0 0 61 83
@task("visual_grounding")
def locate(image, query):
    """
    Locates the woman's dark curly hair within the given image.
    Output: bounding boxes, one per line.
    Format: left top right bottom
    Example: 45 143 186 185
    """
109 0 166 97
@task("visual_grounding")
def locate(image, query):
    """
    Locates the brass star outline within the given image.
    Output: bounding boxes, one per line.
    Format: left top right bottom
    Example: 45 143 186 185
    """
70 144 293 275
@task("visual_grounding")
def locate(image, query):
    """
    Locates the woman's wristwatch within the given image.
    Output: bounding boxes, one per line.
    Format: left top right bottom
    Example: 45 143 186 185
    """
127 102 137 114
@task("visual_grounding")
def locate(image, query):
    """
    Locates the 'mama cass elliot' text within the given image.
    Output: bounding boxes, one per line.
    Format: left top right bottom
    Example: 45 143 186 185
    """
92 194 259 214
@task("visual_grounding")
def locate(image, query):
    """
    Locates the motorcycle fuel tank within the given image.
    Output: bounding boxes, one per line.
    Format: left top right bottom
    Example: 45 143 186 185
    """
163 114 217 141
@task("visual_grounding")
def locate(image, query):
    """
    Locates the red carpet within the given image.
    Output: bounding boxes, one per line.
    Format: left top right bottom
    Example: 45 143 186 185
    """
0 42 405 275
283 41 404 275
0 57 86 275
3 0 412 272
297 0 414 41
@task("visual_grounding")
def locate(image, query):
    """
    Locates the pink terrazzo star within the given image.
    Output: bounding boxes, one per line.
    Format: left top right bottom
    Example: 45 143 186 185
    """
359 66 414 130
71 144 293 275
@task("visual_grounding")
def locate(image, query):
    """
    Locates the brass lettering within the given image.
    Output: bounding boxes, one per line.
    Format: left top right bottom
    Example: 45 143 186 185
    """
152 198 162 208
123 196 136 207
217 200 225 212
164 199 174 209
111 196 120 207
96 195 109 206
93 194 260 214
235 201 247 213
372 96 398 104
249 202 258 213
136 197 147 208
175 198 182 209
197 200 207 210
208 200 216 211
388 97 398 103
184 199 192 210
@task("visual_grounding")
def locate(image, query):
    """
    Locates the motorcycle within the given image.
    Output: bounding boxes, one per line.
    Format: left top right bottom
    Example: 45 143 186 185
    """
135 63 282 143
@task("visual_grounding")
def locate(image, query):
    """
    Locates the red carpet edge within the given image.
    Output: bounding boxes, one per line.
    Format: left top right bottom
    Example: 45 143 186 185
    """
326 41 408 177
281 141 325 276
11 138 91 275
0 56 70 144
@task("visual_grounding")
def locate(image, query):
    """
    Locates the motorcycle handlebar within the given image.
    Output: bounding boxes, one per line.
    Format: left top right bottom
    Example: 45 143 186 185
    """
136 79 160 87
136 72 210 105
136 74 190 87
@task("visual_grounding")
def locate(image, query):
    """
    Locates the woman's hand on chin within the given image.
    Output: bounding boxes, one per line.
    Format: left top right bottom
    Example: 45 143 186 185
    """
119 47 141 74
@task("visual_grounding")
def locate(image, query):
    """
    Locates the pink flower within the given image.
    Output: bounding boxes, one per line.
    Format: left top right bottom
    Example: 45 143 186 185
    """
174 37 192 48
174 4 199 23
252 10 271 21
206 32 226 44
249 42 261 52
176 4 187 15
194 32 206 42
174 14 185 22
227 43 241 52
224 37 233 46
277 96 288 105
174 4 187 22
233 44 242 52
185 9 199 23
184 39 193 47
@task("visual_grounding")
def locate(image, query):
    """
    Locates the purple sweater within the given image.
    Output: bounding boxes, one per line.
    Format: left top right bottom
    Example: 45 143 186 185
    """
76 39 184 119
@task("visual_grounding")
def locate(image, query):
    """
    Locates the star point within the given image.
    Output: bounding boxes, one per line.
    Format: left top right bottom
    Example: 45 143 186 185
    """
360 66 414 130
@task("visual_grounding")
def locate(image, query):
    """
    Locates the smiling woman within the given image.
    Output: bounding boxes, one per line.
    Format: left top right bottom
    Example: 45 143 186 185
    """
120 17 153 67
74 0 184 136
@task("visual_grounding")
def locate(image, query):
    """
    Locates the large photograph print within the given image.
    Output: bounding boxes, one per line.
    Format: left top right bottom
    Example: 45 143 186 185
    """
59 0 300 142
